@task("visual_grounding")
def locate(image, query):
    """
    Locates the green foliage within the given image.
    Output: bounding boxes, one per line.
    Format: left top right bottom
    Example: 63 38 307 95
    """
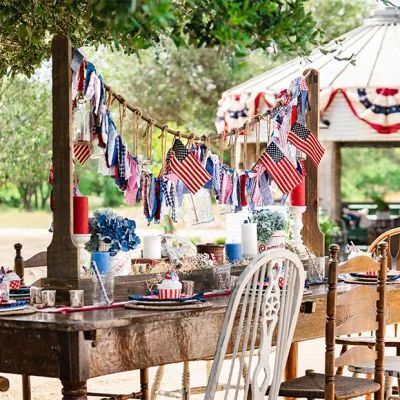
0 76 52 209
0 0 321 77
0 0 378 211
341 148 400 202
319 214 340 246
370 194 390 212
307 0 369 44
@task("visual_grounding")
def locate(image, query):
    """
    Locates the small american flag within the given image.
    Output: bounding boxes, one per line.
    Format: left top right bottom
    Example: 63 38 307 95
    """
258 142 303 194
288 122 325 166
74 143 92 165
167 139 211 194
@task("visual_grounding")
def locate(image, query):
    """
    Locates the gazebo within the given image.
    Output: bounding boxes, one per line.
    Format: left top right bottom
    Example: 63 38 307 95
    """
216 7 400 219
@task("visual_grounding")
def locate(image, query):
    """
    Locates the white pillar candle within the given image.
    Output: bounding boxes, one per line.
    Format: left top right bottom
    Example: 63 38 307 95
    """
143 235 162 259
241 222 258 257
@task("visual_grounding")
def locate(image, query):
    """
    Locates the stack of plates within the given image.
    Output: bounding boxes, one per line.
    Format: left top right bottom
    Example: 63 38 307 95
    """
346 271 400 284
126 294 210 311
0 300 28 312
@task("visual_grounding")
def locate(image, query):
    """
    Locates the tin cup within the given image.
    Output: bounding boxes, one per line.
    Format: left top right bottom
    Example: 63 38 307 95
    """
182 280 195 297
30 286 43 305
230 275 239 290
41 290 56 307
69 290 84 308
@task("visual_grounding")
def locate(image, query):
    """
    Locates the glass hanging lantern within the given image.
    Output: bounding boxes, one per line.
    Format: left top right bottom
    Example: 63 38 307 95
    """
73 98 91 144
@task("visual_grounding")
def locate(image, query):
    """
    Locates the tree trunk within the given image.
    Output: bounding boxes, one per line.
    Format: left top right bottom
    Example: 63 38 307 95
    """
33 187 38 210
19 185 33 211
39 182 50 209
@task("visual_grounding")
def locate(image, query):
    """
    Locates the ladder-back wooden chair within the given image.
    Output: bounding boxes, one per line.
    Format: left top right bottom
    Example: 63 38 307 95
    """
369 228 400 270
279 242 387 400
14 243 47 286
336 228 400 380
205 248 305 400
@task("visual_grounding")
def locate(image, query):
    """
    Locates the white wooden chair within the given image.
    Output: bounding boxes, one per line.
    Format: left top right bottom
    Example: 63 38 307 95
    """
205 248 305 400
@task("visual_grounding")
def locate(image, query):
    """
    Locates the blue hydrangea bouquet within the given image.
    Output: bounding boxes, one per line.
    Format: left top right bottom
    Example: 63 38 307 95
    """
86 209 141 254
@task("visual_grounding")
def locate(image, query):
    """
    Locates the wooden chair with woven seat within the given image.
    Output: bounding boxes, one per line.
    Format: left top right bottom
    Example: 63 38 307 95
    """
279 242 388 400
336 228 400 386
204 248 306 400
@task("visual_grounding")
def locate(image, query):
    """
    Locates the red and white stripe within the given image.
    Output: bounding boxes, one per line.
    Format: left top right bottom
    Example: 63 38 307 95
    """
74 143 92 165
158 289 182 299
259 152 303 194
288 130 325 166
170 153 211 194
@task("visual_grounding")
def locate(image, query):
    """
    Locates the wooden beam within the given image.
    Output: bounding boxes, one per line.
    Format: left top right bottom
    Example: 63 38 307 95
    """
47 34 80 281
303 69 325 256
334 143 342 221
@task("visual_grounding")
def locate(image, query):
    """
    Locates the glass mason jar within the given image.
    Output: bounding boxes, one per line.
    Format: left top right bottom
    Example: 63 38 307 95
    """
73 98 91 143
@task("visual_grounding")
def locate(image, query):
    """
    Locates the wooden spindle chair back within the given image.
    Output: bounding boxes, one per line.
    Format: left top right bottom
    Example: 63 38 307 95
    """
205 249 305 400
368 228 400 270
14 243 47 284
326 243 388 400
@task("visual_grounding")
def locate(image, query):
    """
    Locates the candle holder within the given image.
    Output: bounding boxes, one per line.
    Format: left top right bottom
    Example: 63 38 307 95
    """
72 233 91 266
289 206 308 259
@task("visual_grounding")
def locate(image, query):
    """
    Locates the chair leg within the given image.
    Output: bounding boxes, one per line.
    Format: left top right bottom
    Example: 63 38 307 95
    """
151 366 165 400
385 376 393 400
395 324 399 337
396 346 400 397
22 374 31 400
182 361 190 400
206 360 212 378
140 369 149 400
336 345 348 376
365 374 373 400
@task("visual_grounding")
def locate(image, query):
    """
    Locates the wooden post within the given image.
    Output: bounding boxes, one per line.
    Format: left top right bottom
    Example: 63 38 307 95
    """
46 34 80 282
303 68 325 256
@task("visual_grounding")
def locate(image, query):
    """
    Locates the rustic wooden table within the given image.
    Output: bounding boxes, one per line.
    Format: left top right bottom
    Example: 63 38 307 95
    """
1 283 400 400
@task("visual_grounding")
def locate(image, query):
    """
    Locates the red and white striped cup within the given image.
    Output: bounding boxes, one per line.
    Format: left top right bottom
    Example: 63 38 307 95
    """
158 288 181 300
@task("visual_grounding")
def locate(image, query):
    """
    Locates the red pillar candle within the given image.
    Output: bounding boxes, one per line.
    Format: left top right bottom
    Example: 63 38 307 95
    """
73 196 89 234
290 180 306 206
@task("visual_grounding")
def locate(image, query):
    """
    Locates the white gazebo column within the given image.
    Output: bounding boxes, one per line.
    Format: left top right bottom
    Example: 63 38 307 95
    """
319 140 341 221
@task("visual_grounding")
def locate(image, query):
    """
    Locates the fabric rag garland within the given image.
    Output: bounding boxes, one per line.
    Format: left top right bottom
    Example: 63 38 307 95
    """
61 51 325 225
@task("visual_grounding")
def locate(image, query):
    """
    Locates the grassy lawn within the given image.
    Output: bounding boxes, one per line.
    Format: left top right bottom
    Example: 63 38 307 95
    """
0 208 52 229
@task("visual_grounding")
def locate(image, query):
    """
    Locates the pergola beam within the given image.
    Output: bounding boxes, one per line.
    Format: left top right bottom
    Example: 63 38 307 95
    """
46 34 80 282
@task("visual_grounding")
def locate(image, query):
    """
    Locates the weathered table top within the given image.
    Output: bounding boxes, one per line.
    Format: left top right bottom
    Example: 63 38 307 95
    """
0 282 399 382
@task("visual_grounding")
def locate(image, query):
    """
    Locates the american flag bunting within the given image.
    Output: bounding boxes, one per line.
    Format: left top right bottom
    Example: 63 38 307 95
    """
288 122 325 166
167 139 211 194
258 142 303 194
